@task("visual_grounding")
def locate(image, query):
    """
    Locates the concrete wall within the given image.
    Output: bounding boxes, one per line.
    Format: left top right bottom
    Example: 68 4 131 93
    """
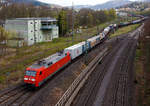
52 26 59 39
5 20 28 39
5 18 59 47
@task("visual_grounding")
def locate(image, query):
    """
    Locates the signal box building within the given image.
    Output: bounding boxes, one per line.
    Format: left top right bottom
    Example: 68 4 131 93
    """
5 17 59 46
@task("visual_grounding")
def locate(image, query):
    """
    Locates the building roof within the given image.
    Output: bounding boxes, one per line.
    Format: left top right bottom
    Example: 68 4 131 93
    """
9 17 57 21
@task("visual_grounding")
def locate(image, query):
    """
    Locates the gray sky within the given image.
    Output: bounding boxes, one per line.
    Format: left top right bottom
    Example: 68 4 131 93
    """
38 0 137 6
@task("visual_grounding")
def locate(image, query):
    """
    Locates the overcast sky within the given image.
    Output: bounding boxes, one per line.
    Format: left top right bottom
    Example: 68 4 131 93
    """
38 0 137 6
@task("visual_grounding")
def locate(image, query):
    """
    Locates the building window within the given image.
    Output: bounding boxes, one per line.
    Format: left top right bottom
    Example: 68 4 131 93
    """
53 21 56 25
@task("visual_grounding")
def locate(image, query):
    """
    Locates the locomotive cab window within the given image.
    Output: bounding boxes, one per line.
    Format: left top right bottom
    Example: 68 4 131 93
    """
39 71 42 75
26 70 36 76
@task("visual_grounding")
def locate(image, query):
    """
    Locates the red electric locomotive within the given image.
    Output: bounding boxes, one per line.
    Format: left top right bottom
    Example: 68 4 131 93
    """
24 52 71 87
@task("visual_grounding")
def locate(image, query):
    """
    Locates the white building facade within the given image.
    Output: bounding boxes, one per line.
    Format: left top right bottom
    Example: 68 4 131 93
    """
5 17 59 46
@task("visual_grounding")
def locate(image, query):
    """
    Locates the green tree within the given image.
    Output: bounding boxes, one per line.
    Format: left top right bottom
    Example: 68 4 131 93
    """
109 9 116 20
104 10 109 21
57 10 67 36
87 13 93 27
0 26 17 41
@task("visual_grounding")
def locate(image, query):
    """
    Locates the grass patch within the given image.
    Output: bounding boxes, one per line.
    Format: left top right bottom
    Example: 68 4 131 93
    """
0 76 6 83
135 45 145 106
0 18 133 89
0 18 140 89
135 48 143 77
0 22 111 89
135 22 150 105
136 49 142 60
110 24 140 38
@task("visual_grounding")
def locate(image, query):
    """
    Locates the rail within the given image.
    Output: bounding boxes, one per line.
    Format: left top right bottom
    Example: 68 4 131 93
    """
55 48 108 106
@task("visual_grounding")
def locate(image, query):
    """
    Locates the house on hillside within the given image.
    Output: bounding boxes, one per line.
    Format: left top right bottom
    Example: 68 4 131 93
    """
5 17 59 47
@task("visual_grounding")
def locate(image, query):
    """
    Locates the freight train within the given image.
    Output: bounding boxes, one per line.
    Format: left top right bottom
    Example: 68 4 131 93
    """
24 17 146 87
118 17 147 28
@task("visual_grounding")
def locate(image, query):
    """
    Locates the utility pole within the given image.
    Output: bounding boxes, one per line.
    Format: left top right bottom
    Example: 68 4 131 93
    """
66 12 68 36
62 18 63 36
84 40 88 65
72 2 74 44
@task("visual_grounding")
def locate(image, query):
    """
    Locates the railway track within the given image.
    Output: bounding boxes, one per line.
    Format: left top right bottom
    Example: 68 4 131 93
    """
0 84 37 106
101 38 137 106
71 36 128 106
0 26 142 106
94 38 135 106
102 25 143 106
0 35 112 106
0 84 25 105
83 41 125 106
71 33 139 106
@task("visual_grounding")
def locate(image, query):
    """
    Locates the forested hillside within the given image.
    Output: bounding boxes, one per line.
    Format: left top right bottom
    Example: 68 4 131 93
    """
0 2 116 37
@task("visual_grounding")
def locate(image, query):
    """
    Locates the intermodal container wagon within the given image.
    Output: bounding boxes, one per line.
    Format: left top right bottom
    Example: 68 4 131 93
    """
64 44 83 59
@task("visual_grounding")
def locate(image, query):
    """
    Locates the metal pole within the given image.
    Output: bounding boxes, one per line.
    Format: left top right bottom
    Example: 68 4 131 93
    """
72 2 74 43
67 13 68 36
62 18 63 36
85 40 88 65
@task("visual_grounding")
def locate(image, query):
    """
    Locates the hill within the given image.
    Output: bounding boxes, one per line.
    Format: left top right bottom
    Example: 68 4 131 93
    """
10 0 62 8
73 0 132 10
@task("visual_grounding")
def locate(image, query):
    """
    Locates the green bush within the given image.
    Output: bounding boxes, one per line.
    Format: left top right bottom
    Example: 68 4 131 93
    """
0 76 6 83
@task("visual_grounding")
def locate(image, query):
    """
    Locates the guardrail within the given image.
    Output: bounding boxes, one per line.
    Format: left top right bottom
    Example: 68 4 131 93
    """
55 48 108 106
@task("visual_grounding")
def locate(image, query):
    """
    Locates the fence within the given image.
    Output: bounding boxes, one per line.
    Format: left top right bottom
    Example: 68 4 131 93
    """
55 48 108 106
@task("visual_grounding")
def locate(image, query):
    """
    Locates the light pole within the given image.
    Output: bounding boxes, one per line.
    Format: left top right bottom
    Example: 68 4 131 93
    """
72 3 74 44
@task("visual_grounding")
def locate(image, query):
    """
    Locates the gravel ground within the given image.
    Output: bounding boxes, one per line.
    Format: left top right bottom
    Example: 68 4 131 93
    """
0 26 140 106
71 28 141 106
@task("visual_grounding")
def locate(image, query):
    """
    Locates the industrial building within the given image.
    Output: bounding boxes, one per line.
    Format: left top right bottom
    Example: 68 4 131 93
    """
5 17 59 46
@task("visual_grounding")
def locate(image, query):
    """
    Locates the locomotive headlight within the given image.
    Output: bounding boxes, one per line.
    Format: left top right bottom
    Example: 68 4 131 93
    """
24 78 28 80
31 79 35 81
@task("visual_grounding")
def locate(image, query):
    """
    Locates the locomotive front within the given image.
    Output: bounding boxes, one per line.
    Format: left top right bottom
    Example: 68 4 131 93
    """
24 69 37 86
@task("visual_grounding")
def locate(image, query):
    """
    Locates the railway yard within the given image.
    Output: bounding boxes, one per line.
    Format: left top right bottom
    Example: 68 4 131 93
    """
0 21 147 106
0 34 109 106
71 29 142 106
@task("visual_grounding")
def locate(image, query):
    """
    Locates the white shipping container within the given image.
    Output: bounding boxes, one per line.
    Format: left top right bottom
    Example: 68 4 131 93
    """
99 33 103 40
76 41 86 46
64 44 83 59
102 33 105 39
100 33 105 40
87 37 96 48
96 36 100 44
88 35 100 47
88 36 98 42
76 41 87 52
104 28 108 32
114 24 117 27
103 28 109 35
94 35 100 45
104 27 110 33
